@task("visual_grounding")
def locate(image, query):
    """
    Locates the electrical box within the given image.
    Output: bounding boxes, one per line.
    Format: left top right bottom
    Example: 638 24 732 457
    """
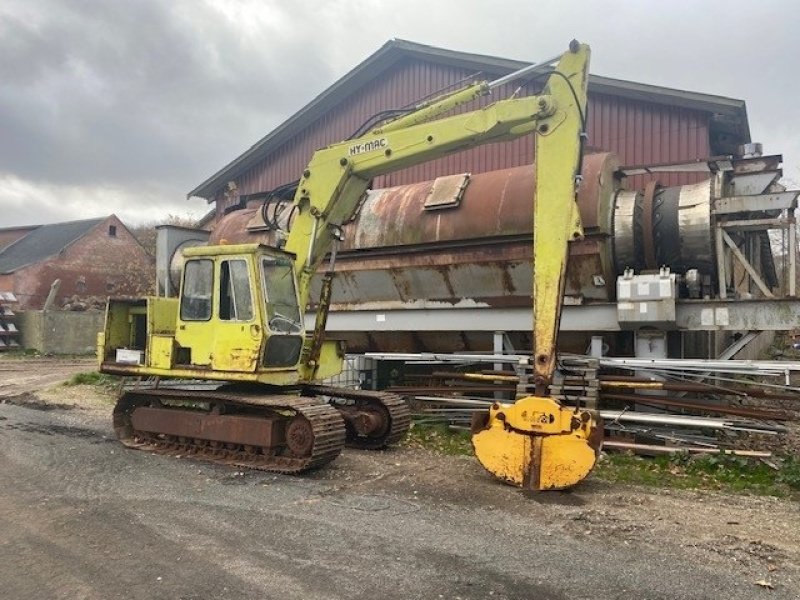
617 267 677 327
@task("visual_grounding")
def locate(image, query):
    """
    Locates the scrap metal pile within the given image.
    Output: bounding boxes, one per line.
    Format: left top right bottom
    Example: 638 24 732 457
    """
372 352 799 458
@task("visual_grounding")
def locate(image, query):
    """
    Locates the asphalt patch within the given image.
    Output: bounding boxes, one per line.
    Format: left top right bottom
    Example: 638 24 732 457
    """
324 492 420 515
522 487 587 506
1 421 110 443
218 471 268 486
1 393 78 412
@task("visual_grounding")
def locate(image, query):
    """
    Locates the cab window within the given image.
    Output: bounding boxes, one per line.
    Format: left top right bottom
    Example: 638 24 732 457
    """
219 259 253 321
180 259 213 321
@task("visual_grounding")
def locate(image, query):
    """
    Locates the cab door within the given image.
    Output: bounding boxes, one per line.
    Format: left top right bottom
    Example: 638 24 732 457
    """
174 258 215 366
174 256 263 372
210 256 263 372
260 254 304 368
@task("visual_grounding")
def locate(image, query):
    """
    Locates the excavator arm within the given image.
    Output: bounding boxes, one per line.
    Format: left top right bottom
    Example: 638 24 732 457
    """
469 48 600 490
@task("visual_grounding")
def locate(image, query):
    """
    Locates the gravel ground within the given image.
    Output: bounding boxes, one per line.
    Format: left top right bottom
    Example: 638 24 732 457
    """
1 378 799 600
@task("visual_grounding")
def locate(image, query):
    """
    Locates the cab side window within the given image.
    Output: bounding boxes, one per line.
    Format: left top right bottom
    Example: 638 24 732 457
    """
261 257 302 333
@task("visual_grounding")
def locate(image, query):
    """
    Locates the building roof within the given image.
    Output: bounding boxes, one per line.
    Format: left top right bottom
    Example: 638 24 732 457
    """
0 218 104 274
188 39 750 201
0 225 40 252
0 225 40 234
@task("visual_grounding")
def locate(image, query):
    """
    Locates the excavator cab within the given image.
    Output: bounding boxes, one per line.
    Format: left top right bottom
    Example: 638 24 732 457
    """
173 244 304 373
99 243 345 384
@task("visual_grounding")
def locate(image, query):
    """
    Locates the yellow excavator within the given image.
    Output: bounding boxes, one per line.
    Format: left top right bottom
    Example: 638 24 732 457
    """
98 40 601 489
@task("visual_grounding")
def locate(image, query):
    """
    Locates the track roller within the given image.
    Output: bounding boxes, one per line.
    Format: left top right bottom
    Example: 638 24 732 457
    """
113 388 345 473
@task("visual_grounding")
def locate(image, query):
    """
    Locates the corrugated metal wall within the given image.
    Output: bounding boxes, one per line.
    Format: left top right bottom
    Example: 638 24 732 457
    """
216 58 710 215
587 92 709 190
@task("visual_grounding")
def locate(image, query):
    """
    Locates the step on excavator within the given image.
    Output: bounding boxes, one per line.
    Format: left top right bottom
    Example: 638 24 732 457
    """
98 40 601 489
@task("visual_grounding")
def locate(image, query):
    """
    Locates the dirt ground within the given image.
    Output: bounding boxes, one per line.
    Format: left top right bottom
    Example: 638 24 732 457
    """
0 356 96 397
1 357 799 599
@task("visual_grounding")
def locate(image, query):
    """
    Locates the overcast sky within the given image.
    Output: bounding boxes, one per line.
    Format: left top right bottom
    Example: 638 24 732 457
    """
1 0 798 228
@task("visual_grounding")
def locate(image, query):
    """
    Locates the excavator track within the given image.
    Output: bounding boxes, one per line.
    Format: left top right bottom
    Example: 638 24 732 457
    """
303 385 411 450
113 388 345 474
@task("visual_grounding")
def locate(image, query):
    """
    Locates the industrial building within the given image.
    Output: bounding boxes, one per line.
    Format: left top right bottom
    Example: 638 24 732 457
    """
190 39 750 220
182 39 799 364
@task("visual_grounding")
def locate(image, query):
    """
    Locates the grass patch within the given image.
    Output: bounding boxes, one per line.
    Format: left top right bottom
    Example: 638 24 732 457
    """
64 371 120 388
594 451 800 498
403 422 800 499
402 421 473 456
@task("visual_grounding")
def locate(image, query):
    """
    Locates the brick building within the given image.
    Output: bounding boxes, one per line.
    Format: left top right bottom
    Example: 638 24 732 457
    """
0 216 153 310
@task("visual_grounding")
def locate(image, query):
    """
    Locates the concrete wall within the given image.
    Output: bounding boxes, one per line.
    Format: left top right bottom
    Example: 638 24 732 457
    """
19 310 104 355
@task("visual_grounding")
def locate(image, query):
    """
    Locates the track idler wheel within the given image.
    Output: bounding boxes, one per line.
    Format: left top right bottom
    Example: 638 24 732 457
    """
285 415 315 456
303 386 410 450
471 396 601 491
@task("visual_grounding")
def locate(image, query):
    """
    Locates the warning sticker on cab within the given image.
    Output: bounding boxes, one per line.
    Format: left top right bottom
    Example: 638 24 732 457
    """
348 137 388 156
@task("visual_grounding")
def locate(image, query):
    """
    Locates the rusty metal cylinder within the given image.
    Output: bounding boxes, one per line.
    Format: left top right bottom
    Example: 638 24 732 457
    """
325 152 621 306
209 152 718 312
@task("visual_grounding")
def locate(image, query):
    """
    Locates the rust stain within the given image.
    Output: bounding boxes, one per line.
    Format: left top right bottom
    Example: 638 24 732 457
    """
388 268 412 301
498 263 516 294
433 266 456 298
576 153 618 231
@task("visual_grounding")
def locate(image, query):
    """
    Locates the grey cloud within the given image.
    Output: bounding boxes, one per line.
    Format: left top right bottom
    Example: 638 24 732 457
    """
0 0 798 228
0 0 334 189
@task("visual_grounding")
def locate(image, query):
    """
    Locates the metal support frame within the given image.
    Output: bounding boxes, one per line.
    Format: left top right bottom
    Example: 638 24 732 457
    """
309 296 800 333
492 332 504 371
790 218 797 297
720 229 774 298
713 176 798 300
716 226 728 299
493 331 505 399
718 331 760 359
719 217 788 231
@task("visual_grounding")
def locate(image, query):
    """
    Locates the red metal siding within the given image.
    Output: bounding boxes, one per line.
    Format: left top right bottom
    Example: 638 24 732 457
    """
586 93 709 190
215 59 711 217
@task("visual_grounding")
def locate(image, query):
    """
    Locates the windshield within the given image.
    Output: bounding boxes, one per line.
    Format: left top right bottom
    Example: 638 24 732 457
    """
261 256 302 333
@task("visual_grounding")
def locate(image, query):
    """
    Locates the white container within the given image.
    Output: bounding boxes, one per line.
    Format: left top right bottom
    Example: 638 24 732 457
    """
116 348 144 365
